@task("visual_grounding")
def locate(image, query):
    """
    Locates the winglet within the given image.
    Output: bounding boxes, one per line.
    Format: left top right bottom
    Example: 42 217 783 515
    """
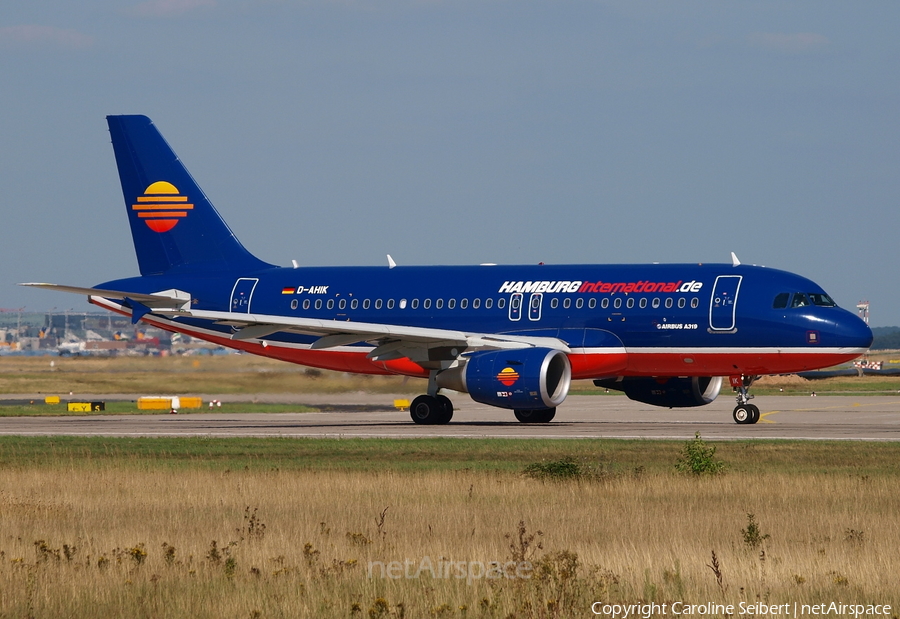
731 252 741 267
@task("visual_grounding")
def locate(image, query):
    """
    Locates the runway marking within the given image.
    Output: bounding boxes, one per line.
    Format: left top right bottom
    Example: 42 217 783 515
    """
758 411 778 423
770 400 900 413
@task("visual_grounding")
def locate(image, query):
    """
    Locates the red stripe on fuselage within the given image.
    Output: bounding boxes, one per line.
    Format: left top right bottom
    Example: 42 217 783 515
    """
89 298 859 380
622 351 862 376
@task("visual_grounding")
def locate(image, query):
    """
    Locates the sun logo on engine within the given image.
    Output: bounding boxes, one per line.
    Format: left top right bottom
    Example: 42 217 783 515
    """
496 367 520 386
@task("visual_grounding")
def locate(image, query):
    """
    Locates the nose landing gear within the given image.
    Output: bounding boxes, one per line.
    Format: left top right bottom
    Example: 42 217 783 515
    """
731 375 760 424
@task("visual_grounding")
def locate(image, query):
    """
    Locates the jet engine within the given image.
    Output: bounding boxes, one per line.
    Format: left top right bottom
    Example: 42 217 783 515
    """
437 348 571 410
593 376 723 408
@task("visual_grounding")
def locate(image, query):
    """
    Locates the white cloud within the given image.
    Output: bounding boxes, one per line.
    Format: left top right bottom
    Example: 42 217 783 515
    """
747 32 830 53
128 0 216 18
0 25 94 49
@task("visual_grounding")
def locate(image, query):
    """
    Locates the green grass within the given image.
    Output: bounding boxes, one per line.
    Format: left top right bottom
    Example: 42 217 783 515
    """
2 435 899 476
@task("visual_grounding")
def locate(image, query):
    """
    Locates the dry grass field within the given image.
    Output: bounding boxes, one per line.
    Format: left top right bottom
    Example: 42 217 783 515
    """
0 355 423 395
3 353 899 397
2 355 900 617
0 437 898 618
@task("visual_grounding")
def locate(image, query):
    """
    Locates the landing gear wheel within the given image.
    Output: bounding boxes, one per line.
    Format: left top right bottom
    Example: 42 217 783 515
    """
514 408 556 423
732 375 761 425
434 395 454 424
410 395 442 425
733 405 753 425
747 404 760 424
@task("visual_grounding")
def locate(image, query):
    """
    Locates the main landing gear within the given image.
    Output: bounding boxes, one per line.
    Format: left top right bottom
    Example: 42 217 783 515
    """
731 375 760 424
410 371 453 425
409 394 453 425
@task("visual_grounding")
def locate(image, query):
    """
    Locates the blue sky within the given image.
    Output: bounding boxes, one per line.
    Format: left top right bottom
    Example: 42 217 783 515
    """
2 1 898 325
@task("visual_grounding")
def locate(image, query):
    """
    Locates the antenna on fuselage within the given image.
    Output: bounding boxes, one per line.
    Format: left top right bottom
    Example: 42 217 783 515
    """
387 255 397 269
731 252 741 267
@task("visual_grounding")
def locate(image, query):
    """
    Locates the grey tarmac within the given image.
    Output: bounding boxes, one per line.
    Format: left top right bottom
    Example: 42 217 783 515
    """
1 394 900 440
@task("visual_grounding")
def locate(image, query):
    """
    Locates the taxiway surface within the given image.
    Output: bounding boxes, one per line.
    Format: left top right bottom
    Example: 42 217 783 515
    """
1 394 899 440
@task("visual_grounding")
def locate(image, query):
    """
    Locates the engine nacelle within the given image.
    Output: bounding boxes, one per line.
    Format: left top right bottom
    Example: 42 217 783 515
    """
437 348 571 410
593 376 723 408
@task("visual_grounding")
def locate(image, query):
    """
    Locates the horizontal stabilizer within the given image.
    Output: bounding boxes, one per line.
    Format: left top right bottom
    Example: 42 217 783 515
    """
19 283 192 311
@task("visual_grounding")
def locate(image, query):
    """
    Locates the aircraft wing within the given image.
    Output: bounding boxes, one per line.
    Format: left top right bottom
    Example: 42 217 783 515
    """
19 283 569 362
166 308 571 362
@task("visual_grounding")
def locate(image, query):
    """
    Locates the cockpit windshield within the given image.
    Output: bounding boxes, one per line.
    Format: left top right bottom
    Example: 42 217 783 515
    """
773 292 837 309
808 293 836 307
791 293 810 308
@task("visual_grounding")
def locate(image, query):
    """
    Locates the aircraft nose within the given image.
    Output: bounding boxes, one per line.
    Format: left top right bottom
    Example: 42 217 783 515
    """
834 311 874 349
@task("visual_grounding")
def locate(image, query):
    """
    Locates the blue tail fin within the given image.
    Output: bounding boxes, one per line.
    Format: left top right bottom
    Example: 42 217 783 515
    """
107 115 273 276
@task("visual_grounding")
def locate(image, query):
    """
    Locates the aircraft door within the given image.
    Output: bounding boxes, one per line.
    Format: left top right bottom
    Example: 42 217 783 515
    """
528 293 543 321
508 293 523 321
230 278 259 314
709 275 742 331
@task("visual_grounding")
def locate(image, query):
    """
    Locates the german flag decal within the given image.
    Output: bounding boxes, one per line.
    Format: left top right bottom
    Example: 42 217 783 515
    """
496 367 519 386
281 287 295 295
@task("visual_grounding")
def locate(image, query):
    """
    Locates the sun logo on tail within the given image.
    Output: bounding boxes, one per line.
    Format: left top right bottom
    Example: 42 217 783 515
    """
131 181 193 232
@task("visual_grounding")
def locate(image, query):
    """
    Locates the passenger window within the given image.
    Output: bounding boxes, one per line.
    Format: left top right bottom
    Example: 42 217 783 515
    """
626 298 634 309
460 299 468 309
375 299 383 309
363 299 370 309
563 298 571 309
639 298 647 309
497 298 505 309
791 293 810 308
436 299 444 309
614 298 622 309
351 299 358 310
576 298 584 309
291 299 298 310
486 298 493 309
678 298 686 309
448 299 456 309
303 299 310 310
339 299 346 310
399 299 407 309
665 298 673 309
773 293 790 309
589 298 596 309
424 299 432 309
327 299 334 310
601 298 609 309
411 299 419 309
691 298 699 309
652 298 660 309
387 299 395 309
315 299 323 310
551 298 559 309
472 299 480 309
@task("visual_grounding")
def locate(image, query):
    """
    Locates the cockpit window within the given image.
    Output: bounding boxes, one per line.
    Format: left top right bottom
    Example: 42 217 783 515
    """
773 293 790 309
808 293 836 307
790 293 810 308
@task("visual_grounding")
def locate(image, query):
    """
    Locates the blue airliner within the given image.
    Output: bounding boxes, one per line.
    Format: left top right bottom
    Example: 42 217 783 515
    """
23 115 873 425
